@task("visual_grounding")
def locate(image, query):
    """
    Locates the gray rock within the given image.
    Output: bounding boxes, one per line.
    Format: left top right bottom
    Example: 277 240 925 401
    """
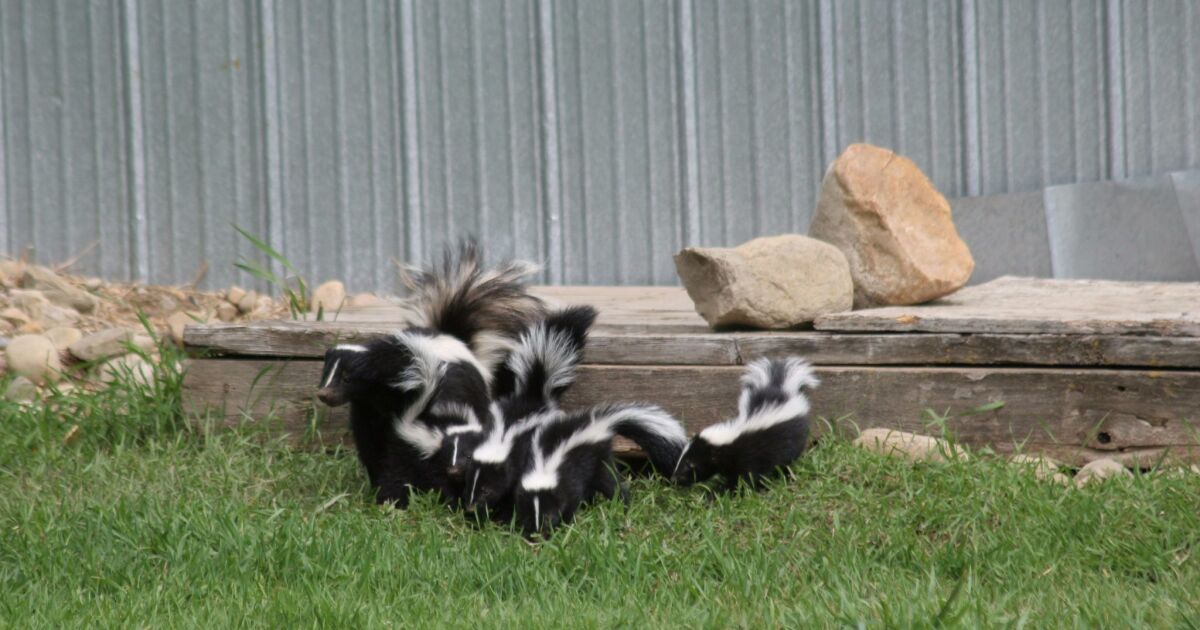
853 428 970 463
809 143 975 308
68 328 137 362
4 376 39 402
674 234 853 329
1074 458 1133 488
5 334 63 385
20 265 99 313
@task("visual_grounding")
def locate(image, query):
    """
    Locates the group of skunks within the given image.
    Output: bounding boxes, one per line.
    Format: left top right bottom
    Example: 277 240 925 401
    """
316 241 819 539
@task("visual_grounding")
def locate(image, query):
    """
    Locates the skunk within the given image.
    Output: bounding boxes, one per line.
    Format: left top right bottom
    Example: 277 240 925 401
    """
456 306 598 520
513 403 687 537
671 357 818 490
316 241 544 507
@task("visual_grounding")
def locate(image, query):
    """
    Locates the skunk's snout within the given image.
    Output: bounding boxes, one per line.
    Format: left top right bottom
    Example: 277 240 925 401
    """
316 387 345 407
447 465 465 482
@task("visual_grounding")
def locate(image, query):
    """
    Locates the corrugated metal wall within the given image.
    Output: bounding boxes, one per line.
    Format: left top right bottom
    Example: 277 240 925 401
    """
2 0 1199 290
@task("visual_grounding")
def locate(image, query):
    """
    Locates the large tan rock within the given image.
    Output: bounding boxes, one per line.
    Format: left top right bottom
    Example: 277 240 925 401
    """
6 334 62 385
853 428 970 463
674 235 853 329
809 144 974 308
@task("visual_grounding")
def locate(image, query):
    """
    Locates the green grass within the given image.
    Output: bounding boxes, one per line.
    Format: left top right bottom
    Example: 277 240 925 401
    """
2 361 1199 628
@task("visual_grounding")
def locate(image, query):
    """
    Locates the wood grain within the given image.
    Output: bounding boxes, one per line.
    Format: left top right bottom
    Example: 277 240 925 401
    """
183 359 1200 466
815 276 1200 336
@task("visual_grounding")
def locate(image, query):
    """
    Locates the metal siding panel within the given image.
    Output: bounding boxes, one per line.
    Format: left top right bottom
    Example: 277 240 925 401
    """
136 0 264 289
0 0 129 277
693 0 821 249
272 0 406 294
1045 175 1200 281
1121 1 1200 178
976 0 1106 195
830 0 963 197
553 0 679 284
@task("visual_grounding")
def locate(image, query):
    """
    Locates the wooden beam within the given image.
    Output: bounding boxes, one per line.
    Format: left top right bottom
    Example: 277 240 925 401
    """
184 321 1200 369
182 359 1200 466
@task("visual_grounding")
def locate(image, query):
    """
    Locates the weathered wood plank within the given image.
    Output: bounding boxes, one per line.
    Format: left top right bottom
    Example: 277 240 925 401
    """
816 276 1200 336
184 320 1200 369
182 359 1200 466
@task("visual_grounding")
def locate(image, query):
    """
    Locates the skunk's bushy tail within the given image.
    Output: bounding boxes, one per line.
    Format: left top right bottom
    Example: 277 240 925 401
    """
598 403 688 475
400 238 545 374
505 306 598 403
741 357 820 395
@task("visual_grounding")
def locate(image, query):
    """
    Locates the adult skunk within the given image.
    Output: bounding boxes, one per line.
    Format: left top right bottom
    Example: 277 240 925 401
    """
513 403 687 538
457 306 598 520
315 240 544 506
671 357 818 490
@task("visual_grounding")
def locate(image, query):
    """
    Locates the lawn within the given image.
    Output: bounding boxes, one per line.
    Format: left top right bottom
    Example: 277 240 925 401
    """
1 360 1198 628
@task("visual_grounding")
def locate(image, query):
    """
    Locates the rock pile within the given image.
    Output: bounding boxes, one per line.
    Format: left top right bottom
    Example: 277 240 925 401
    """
1 258 382 402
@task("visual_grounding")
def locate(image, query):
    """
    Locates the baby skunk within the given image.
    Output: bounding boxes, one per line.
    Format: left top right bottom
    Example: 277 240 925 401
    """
514 403 687 538
316 240 544 507
671 357 819 490
458 306 598 521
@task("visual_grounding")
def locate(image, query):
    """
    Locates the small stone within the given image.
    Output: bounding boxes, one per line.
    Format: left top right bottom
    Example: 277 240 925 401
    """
6 334 62 385
1074 458 1133 488
227 285 248 305
236 290 259 314
44 326 84 352
674 234 854 329
166 311 204 346
311 281 347 313
68 328 136 362
348 292 384 307
18 322 43 334
39 304 80 327
0 308 31 326
1009 454 1068 485
100 354 155 386
4 376 39 402
7 288 50 317
216 301 239 322
83 277 103 290
20 265 99 313
0 319 13 336
809 143 975 308
853 428 970 463
131 334 157 354
0 260 25 284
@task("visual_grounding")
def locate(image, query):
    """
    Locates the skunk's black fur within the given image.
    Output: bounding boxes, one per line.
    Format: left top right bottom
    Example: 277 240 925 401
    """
457 306 598 521
513 404 687 537
671 357 818 490
316 332 491 506
316 241 544 507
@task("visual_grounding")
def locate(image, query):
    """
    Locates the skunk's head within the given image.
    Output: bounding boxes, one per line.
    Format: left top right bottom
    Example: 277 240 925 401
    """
440 429 486 482
316 330 455 412
315 342 394 407
514 489 562 539
670 436 718 486
461 459 515 517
